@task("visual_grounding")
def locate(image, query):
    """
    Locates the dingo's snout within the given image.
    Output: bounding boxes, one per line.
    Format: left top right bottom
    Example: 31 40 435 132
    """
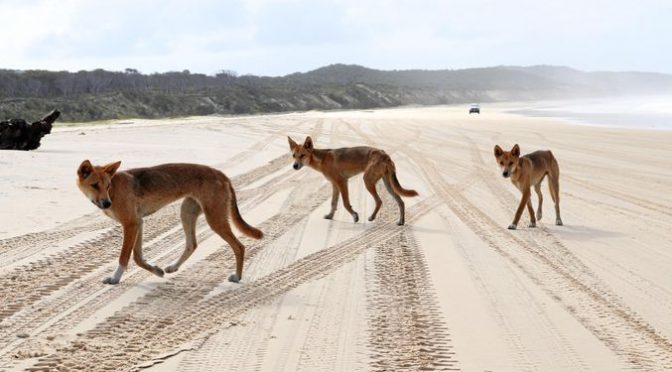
92 199 112 209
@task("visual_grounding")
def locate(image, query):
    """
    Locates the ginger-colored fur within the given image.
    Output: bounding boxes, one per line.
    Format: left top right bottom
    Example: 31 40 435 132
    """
288 136 418 225
76 160 262 284
494 144 563 230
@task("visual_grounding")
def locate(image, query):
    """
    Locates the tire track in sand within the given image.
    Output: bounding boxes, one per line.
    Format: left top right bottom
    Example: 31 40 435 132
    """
291 186 397 372
176 177 332 372
0 214 112 270
28 199 437 371
374 122 548 369
216 118 314 169
405 148 672 369
0 119 328 369
337 118 458 371
0 151 305 357
367 230 458 371
458 129 672 325
176 119 351 372
0 211 175 323
563 174 672 220
0 177 317 365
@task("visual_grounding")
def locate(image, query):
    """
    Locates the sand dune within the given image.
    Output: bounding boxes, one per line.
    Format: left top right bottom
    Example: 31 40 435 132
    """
0 106 671 371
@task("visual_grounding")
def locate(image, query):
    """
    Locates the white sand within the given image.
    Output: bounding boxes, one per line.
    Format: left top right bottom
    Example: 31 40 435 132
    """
0 106 671 371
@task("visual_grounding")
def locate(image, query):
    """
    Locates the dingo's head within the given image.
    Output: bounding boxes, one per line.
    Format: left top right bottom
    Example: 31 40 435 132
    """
494 144 520 178
77 160 121 209
288 136 314 170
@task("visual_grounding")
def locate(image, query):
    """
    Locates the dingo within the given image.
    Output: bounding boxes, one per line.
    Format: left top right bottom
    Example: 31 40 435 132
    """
288 136 418 225
494 144 563 229
76 160 262 284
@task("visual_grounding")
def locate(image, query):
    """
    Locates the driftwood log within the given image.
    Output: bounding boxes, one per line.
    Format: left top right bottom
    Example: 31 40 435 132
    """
0 110 60 150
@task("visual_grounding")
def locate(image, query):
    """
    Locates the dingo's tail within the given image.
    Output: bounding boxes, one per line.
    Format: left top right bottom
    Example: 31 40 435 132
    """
385 160 418 197
229 183 263 239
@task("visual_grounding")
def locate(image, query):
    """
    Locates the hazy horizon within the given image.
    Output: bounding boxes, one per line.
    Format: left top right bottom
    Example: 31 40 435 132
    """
7 62 672 77
4 62 672 78
2 0 671 76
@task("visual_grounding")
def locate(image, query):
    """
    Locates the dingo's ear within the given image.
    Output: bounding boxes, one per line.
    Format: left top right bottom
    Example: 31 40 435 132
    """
288 136 298 150
78 160 93 179
103 161 121 176
511 144 520 157
494 145 503 157
304 136 313 150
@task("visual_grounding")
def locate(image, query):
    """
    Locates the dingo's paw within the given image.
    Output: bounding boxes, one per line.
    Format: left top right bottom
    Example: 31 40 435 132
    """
368 214 377 222
528 222 536 228
323 213 334 220
508 224 517 230
103 277 120 285
556 218 563 226
352 212 359 223
536 210 542 221
165 264 179 274
152 266 165 278
228 273 240 283
397 220 405 226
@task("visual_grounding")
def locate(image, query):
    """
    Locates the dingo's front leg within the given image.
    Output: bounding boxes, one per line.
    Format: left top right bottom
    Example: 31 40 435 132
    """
337 180 358 223
324 182 340 219
104 265 125 285
104 221 139 284
509 189 531 230
526 199 537 228
131 220 165 278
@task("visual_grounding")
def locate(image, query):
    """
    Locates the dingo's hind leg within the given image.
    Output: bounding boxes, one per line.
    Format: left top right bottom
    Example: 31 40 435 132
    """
336 179 359 223
383 177 405 225
548 158 563 226
534 181 543 221
364 170 383 222
204 202 246 283
166 197 202 274
548 174 562 225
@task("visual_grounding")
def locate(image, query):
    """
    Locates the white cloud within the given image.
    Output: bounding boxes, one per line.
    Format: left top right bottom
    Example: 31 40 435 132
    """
1 0 670 75
0 0 82 59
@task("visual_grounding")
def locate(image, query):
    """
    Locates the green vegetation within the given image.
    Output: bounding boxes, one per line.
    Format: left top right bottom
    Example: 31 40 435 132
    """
1 64 671 122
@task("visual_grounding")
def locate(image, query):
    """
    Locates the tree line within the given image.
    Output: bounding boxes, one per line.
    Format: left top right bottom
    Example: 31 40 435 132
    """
1 64 671 121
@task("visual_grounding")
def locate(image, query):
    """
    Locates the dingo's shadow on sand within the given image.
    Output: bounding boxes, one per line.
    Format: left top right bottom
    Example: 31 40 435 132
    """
550 224 622 241
327 219 444 235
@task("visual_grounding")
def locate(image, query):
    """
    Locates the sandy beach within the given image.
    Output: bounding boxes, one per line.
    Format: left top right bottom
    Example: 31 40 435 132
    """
1 105 671 371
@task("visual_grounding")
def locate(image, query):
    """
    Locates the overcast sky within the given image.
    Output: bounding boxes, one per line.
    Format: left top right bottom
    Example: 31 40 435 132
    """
2 0 671 76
